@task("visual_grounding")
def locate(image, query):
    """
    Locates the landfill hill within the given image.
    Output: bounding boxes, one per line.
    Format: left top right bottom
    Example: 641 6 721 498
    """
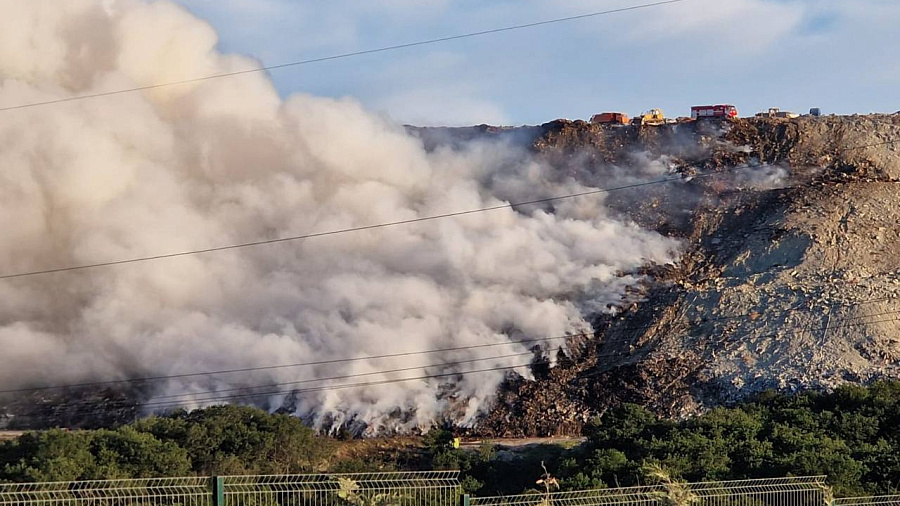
415 113 900 437
4 114 899 436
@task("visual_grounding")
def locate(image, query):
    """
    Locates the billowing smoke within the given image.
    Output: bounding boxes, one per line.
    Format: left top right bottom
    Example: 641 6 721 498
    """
0 0 681 432
731 163 790 190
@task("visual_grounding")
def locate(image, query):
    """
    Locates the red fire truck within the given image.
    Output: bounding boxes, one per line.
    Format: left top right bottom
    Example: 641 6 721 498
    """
691 104 738 120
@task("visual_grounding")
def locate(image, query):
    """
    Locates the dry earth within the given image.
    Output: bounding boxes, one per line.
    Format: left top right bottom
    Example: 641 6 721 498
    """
4 115 900 436
443 114 900 436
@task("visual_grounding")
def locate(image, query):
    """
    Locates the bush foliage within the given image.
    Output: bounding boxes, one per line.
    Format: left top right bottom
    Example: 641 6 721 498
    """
549 381 900 497
425 382 900 496
4 382 900 497
0 405 333 481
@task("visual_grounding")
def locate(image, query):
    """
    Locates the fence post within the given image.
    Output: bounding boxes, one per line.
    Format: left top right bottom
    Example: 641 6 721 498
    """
212 476 225 506
460 493 471 506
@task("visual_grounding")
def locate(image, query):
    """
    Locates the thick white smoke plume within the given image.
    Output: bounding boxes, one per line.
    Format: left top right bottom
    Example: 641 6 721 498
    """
0 0 681 432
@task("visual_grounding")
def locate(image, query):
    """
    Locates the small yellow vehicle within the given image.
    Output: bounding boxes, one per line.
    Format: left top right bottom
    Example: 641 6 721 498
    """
632 108 666 126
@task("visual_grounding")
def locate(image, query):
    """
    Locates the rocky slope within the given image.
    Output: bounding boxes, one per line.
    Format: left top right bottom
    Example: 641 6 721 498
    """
5 115 899 435
416 114 900 437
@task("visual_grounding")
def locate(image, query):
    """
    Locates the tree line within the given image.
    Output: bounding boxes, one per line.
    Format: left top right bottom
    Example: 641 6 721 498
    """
438 381 900 497
4 381 900 498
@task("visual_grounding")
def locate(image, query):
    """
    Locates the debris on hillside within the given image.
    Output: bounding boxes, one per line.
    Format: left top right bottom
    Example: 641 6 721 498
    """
5 116 898 435
439 115 900 437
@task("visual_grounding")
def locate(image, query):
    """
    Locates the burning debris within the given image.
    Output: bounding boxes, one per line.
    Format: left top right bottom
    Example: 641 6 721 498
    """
2 2 900 438
0 0 680 434
461 114 900 436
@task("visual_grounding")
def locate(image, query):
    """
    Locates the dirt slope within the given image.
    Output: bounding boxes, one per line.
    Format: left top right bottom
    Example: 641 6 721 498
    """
447 114 900 437
4 115 899 434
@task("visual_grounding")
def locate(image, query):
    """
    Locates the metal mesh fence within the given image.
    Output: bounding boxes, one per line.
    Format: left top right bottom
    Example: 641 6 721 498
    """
0 474 830 506
221 471 461 506
469 485 664 506
470 476 829 506
835 497 900 506
689 476 828 506
0 478 213 506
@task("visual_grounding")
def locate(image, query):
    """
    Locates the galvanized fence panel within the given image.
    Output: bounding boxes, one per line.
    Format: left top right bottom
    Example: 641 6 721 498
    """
835 497 900 506
689 476 828 506
221 471 461 506
0 477 213 506
470 485 665 506
470 476 829 506
0 474 832 506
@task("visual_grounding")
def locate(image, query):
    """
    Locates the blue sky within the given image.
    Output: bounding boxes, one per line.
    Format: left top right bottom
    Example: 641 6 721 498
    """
173 0 900 126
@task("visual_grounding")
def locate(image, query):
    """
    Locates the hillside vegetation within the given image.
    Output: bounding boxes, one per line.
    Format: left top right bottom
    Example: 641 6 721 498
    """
5 382 900 498
0 406 334 481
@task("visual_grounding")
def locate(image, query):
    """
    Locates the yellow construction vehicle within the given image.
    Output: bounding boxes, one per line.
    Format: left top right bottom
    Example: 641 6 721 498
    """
632 109 666 126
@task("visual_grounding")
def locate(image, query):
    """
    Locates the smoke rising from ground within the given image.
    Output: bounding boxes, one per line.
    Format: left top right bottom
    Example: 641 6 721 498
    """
0 0 681 432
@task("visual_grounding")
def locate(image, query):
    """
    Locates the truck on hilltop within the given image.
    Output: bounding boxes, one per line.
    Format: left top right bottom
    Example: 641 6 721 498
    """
590 112 630 125
691 104 738 120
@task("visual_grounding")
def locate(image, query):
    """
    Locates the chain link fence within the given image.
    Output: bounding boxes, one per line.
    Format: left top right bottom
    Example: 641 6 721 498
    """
221 471 460 506
689 476 829 506
468 485 663 506
0 477 212 506
0 474 835 506
834 497 900 506
469 476 829 506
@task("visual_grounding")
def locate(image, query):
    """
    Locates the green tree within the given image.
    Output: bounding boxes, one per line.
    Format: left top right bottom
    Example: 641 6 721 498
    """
0 430 94 482
88 427 191 479
134 405 333 474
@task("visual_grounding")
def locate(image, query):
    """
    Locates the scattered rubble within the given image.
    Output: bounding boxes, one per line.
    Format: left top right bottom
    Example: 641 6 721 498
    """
434 115 900 436
5 116 899 434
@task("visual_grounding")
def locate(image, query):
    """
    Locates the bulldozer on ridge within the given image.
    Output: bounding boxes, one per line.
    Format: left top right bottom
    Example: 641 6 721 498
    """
632 108 667 126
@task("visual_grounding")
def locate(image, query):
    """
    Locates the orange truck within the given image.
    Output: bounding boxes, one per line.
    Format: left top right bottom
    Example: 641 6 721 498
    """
590 112 630 125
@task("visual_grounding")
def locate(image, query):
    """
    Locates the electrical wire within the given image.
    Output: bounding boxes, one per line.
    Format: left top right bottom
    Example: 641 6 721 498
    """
14 304 900 415
9 362 539 419
2 133 898 403
145 351 537 401
2 289 897 397
0 334 579 394
0 170 721 281
4 132 898 282
133 308 900 410
835 140 900 152
0 0 688 114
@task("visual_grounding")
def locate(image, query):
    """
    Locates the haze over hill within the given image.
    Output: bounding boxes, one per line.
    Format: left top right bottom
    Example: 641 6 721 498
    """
2 1 899 437
0 0 679 434
455 114 900 436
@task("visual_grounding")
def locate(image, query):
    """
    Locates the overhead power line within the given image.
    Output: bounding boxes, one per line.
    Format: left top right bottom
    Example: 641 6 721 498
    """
0 0 688 113
1 276 897 397
11 362 538 418
123 312 900 410
147 365 529 407
13 303 900 415
0 333 582 394
836 140 900 152
2 139 897 398
145 351 536 401
4 347 656 414
35 308 900 414
0 170 719 281
115 308 900 410
4 132 898 282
